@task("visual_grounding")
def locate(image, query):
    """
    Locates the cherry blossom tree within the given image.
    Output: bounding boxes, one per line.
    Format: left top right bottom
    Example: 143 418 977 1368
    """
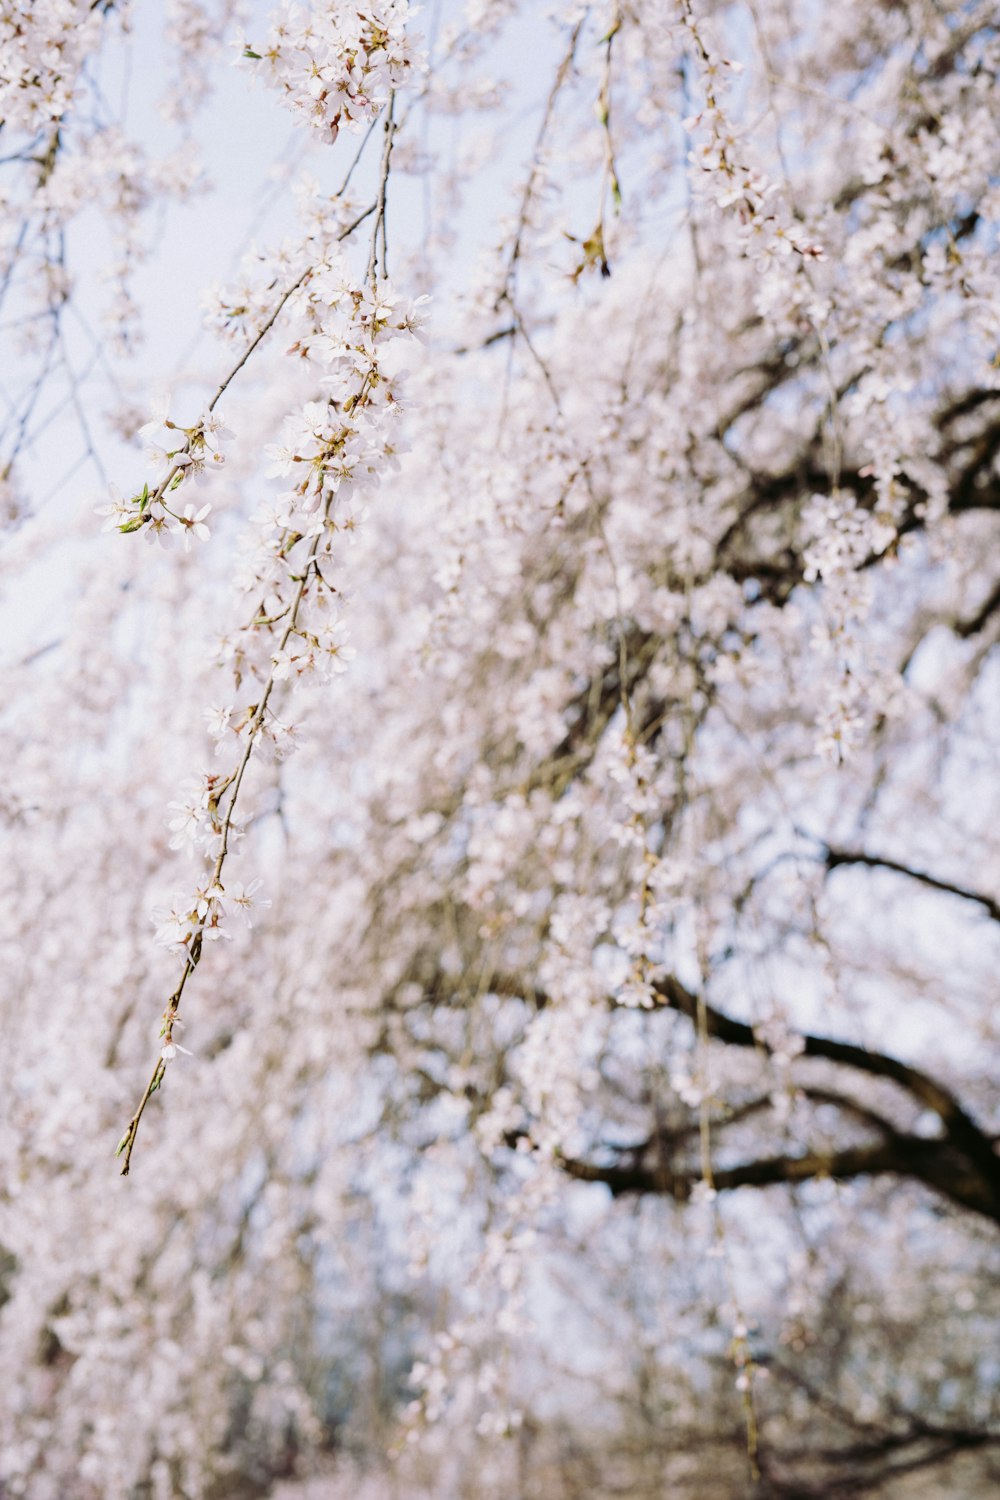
1 0 999 1496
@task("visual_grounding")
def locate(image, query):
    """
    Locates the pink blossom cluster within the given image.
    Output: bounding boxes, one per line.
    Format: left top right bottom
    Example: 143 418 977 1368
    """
240 0 422 141
0 0 105 133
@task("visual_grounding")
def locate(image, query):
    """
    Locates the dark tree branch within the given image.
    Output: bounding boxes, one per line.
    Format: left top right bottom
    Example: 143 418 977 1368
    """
821 844 1000 923
608 1088 897 1162
414 961 1000 1219
758 1425 1000 1500
649 973 1000 1220
560 1133 1000 1221
403 931 1000 1220
955 577 1000 639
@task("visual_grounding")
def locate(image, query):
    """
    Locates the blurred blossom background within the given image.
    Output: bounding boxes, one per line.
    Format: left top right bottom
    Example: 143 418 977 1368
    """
1 1 999 1497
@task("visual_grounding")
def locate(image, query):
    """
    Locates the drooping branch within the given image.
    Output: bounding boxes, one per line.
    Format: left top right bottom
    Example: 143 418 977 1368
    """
401 959 1000 1222
649 974 1000 1221
714 383 1000 611
560 1131 1000 1223
820 844 1000 924
955 577 1000 639
756 1388 1000 1500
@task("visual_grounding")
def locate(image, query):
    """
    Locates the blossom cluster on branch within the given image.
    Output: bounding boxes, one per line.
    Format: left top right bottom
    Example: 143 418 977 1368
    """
1 0 999 1495
240 0 421 140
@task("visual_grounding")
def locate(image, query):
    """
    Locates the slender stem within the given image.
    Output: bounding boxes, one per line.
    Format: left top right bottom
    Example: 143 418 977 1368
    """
117 494 336 1174
496 17 585 310
367 95 397 289
124 202 377 525
209 190 383 411
118 114 400 1172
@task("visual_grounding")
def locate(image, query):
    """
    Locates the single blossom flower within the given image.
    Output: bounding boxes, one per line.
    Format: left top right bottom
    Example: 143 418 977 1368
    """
94 483 132 532
160 1040 193 1062
224 878 271 928
174 502 212 549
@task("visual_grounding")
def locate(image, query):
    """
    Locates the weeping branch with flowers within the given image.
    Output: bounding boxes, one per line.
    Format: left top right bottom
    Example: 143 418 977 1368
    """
115 27 424 1170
